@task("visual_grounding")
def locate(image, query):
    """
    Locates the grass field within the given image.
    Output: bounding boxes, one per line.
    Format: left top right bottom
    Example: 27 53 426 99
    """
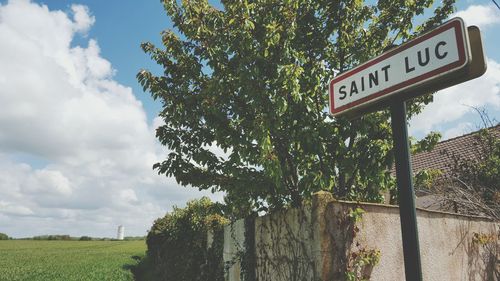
0 240 146 281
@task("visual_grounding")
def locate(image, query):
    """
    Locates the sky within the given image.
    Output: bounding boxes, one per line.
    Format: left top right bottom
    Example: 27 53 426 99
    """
0 0 498 238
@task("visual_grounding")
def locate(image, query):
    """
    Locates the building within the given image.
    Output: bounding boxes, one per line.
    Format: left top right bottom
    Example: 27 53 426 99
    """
410 124 499 176
117 225 124 240
409 124 499 210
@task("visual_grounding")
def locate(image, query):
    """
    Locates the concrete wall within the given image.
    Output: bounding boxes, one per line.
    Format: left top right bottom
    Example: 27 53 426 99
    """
349 202 498 281
224 192 499 281
254 206 319 281
224 219 245 281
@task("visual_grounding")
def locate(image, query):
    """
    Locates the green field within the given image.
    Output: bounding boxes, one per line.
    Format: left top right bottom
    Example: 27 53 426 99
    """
0 240 146 281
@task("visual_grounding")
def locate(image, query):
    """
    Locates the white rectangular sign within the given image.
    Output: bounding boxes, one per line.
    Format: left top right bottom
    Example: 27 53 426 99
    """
329 18 470 117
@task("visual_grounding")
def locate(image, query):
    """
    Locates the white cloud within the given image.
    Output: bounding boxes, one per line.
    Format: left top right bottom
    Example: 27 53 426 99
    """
409 3 500 139
23 170 73 196
409 58 500 136
0 201 34 216
118 189 139 204
71 4 95 33
0 0 220 238
453 4 500 29
442 122 477 140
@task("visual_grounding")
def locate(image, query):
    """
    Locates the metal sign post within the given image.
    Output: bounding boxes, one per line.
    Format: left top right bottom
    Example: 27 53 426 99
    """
391 98 422 281
328 18 487 281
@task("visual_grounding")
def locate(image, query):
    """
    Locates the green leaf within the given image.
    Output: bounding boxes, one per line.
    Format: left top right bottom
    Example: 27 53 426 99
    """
140 0 459 212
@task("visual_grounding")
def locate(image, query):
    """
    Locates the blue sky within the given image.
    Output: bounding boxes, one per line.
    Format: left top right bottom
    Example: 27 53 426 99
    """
35 0 170 121
35 0 500 129
0 0 498 238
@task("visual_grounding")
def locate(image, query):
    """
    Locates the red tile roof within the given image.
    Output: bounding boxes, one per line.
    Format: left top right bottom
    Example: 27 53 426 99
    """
395 125 500 176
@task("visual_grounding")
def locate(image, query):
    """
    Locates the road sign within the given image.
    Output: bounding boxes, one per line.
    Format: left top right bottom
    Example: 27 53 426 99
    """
329 17 471 117
327 18 487 281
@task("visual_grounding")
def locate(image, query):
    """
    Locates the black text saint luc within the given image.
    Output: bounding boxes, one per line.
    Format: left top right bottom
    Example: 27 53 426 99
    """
338 65 391 100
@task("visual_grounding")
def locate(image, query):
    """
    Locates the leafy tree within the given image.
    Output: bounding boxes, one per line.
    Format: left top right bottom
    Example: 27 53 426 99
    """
139 0 456 210
410 131 442 155
0 232 8 240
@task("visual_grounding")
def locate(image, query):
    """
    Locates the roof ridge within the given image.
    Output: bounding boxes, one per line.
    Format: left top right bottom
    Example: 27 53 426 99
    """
434 123 500 146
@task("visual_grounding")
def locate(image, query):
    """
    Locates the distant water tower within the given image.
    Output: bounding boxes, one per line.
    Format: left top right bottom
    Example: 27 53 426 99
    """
117 225 124 240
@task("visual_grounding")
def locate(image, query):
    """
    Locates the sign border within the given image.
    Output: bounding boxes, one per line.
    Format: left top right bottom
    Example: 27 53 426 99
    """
329 17 470 117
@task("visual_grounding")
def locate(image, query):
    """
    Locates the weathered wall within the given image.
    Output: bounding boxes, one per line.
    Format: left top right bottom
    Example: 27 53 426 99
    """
224 192 499 281
224 219 245 281
347 202 498 281
254 206 319 281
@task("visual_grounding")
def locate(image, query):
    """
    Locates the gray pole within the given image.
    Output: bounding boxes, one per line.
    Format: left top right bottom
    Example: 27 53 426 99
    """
390 99 423 281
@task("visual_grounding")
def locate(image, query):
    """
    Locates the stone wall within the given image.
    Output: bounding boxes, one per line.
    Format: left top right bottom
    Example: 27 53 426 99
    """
224 192 499 281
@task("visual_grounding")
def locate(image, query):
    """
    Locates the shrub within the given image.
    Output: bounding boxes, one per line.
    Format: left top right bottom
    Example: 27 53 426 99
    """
144 197 228 281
